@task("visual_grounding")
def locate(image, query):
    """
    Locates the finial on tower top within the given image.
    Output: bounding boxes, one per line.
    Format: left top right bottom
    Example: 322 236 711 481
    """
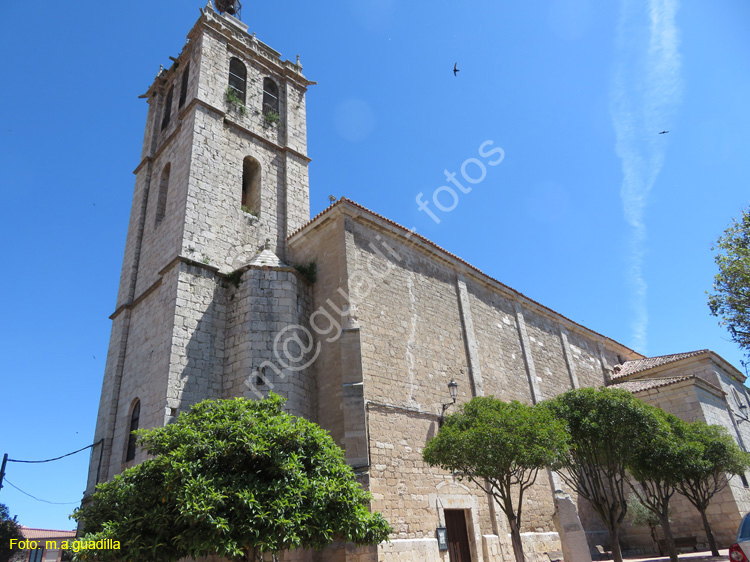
213 0 242 19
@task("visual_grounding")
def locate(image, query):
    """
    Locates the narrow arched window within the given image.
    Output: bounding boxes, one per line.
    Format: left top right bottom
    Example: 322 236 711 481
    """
178 63 190 108
125 399 140 462
161 86 174 130
155 163 170 225
228 58 247 104
262 78 279 115
242 156 261 215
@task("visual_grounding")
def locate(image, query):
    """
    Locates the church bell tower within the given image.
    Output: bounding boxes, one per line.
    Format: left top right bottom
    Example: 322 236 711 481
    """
85 1 316 495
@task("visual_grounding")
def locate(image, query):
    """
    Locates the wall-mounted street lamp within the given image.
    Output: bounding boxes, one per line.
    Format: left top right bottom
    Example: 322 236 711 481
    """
438 379 459 428
737 401 749 424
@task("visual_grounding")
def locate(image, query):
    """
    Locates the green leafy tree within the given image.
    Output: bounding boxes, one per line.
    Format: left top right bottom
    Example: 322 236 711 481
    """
73 394 391 562
628 412 700 562
675 421 750 556
708 206 750 363
423 397 568 562
626 495 664 556
543 387 663 562
1 503 24 562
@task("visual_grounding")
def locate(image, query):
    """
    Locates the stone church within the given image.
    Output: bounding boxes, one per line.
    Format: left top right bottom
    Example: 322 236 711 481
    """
85 3 750 561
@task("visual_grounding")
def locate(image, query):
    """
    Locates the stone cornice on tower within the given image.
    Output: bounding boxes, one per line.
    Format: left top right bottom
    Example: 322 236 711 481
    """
139 3 314 103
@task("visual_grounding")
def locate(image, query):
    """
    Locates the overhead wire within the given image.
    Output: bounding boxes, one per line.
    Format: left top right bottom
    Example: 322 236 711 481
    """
7 440 101 464
0 440 102 505
4 479 80 505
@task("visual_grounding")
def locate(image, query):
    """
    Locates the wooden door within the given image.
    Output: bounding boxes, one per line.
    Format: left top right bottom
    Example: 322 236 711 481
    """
445 509 472 562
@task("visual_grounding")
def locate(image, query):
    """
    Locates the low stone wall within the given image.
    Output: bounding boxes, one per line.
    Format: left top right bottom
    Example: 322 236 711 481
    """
377 538 447 561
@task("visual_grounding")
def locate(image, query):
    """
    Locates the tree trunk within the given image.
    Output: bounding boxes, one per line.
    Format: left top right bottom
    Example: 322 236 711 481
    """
699 506 719 557
648 523 661 556
509 517 526 562
609 525 624 562
659 513 679 562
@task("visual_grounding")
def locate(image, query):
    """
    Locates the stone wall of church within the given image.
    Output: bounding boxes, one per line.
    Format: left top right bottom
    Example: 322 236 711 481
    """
463 285 530 402
221 265 316 419
290 208 641 561
131 63 198 300
91 267 180 489
184 101 285 269
86 314 130 492
288 214 347 437
166 263 226 413
183 11 311 261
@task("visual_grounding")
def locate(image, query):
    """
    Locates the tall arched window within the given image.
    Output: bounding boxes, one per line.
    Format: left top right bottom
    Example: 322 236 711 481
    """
155 163 170 225
125 399 140 462
179 62 190 108
262 78 279 115
161 86 174 130
228 58 247 104
242 156 261 215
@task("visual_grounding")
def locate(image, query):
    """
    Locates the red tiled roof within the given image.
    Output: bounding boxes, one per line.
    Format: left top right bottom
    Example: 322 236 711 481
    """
611 350 709 380
289 198 641 357
611 376 696 394
20 527 77 540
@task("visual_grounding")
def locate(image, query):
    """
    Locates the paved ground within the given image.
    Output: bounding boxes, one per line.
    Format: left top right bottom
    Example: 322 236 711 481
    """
603 550 729 562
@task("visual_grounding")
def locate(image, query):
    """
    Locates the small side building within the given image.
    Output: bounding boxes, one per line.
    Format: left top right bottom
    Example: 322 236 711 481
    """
610 350 750 549
10 528 77 562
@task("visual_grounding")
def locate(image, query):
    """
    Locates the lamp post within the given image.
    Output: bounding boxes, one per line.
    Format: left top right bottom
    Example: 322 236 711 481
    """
737 402 749 424
438 379 459 427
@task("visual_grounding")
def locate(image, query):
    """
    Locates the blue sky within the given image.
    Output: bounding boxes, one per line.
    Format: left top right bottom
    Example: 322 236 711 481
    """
1 0 748 529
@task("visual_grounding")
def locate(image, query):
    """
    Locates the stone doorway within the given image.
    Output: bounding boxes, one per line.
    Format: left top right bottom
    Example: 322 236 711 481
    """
445 509 472 562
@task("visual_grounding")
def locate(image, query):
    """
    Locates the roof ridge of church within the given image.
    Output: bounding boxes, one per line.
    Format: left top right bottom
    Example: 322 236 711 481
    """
289 197 642 358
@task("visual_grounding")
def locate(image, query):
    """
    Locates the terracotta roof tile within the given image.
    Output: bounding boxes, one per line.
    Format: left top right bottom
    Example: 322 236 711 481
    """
611 376 696 393
20 527 77 540
611 350 709 380
288 198 640 357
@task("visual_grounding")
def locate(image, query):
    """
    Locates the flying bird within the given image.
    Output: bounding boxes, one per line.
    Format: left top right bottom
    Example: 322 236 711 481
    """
453 63 460 76
659 130 669 134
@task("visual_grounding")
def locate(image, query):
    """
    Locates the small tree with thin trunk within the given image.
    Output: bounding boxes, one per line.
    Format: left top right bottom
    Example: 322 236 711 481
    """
423 397 568 562
628 412 700 562
543 387 663 562
627 495 664 555
676 421 750 557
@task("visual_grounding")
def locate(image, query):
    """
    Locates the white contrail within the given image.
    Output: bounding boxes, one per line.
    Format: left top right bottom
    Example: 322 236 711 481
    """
610 0 682 353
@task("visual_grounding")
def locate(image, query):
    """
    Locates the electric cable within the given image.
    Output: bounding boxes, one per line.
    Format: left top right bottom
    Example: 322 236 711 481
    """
4 478 80 505
7 440 102 464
